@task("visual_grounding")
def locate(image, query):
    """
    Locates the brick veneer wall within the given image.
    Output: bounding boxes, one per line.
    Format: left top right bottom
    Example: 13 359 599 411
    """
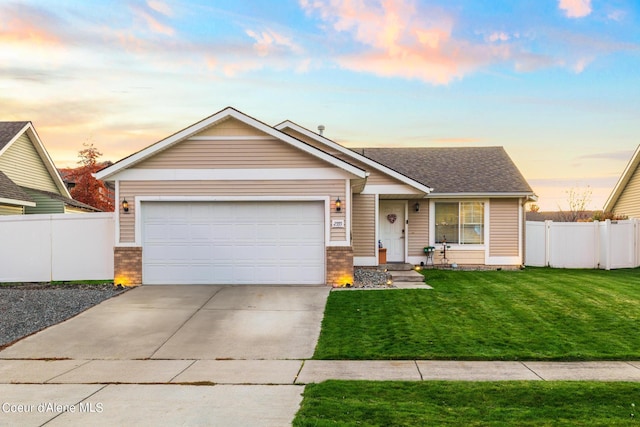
114 247 142 286
326 246 354 286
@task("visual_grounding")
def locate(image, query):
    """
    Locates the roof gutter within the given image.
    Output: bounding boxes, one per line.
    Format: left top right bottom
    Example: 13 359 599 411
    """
428 192 537 201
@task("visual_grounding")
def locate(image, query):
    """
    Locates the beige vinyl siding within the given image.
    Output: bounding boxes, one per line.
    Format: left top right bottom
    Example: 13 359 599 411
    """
489 199 520 257
136 138 331 169
434 249 484 265
118 179 346 243
408 200 429 256
197 117 270 137
23 188 64 214
0 205 23 215
613 164 640 218
0 134 59 193
352 194 376 256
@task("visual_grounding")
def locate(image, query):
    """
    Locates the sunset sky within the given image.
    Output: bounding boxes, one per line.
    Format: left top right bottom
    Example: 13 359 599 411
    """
1 0 639 210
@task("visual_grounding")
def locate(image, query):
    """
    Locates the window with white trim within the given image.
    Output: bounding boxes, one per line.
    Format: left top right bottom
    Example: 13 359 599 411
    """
434 201 484 244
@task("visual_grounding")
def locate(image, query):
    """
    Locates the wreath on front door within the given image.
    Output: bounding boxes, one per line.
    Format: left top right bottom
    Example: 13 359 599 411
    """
387 214 397 224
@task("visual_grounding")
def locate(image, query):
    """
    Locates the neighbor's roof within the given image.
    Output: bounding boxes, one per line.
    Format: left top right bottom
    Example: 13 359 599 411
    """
22 187 102 212
0 171 35 207
0 121 72 199
603 144 640 212
0 121 29 151
355 146 535 196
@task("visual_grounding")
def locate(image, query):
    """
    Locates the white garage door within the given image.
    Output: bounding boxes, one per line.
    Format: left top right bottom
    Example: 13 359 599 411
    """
142 201 325 285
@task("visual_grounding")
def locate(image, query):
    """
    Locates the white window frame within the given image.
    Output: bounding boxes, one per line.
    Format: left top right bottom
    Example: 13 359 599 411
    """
429 199 489 250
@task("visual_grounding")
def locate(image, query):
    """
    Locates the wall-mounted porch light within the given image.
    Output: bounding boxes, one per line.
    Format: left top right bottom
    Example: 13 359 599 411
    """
414 202 420 212
122 198 129 213
335 197 342 212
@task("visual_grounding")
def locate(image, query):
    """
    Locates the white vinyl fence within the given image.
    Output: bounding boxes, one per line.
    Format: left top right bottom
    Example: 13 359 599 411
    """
0 213 114 282
525 219 640 269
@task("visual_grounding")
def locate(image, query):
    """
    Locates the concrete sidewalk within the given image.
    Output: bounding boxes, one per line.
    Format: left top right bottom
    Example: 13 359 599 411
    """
1 359 640 385
2 359 639 426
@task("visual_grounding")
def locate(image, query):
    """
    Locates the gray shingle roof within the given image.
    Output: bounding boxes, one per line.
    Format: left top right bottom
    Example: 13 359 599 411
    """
0 171 34 204
355 146 533 195
0 122 29 151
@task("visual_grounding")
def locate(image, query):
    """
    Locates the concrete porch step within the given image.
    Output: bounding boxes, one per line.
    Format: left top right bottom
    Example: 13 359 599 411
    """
390 270 424 282
381 263 414 271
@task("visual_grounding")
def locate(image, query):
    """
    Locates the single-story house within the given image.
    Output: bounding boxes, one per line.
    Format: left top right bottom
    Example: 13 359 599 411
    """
604 145 640 218
0 121 99 214
96 107 535 286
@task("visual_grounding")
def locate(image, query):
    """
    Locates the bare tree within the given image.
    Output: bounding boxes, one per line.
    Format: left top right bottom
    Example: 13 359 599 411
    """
557 186 592 222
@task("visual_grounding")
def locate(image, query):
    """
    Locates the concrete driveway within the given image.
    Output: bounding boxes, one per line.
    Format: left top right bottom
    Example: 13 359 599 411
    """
0 285 329 426
0 285 330 360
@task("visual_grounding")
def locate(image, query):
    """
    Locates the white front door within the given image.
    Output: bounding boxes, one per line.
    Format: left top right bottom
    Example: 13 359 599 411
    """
379 201 406 262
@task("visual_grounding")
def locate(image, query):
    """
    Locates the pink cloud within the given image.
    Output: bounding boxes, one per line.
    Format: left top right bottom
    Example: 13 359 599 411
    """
300 0 510 85
558 0 592 18
130 2 175 36
147 0 173 17
0 4 63 46
245 28 303 57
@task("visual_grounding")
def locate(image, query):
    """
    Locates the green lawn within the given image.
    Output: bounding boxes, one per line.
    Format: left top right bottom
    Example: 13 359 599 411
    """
293 380 640 426
314 268 640 360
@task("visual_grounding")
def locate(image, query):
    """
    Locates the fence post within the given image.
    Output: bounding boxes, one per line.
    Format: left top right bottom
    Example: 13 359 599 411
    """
544 220 551 267
636 219 640 268
603 219 611 271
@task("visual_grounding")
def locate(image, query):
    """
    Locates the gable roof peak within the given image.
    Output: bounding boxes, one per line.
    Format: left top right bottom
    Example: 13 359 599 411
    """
96 107 367 180
0 121 30 151
604 144 640 211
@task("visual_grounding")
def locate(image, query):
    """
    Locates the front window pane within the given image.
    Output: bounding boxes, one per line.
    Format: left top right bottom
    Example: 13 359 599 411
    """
460 202 484 244
435 203 459 244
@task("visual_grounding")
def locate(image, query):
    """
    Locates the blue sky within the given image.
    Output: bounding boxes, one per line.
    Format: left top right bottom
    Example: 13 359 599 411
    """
1 0 639 210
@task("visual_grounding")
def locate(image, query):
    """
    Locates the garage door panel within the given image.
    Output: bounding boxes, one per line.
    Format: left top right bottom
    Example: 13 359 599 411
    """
142 201 325 285
189 224 211 240
189 244 213 261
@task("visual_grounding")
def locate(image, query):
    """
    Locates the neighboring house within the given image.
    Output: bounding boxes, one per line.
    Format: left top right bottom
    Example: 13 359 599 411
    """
0 122 99 215
96 107 535 286
604 145 640 218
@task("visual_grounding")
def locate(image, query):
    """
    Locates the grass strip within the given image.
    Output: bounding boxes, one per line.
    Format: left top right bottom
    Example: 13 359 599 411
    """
294 380 640 426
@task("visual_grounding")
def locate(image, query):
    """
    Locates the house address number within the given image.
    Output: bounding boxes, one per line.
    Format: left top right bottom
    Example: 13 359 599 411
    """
331 219 345 228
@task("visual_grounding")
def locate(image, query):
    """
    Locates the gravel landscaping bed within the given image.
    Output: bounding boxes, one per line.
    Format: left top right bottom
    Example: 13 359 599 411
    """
352 268 393 288
0 284 127 349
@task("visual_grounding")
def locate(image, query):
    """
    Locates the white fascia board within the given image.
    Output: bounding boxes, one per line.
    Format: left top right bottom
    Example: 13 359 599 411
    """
428 192 535 199
361 184 426 196
106 168 355 181
604 144 640 211
0 197 36 207
275 121 433 194
97 108 366 181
